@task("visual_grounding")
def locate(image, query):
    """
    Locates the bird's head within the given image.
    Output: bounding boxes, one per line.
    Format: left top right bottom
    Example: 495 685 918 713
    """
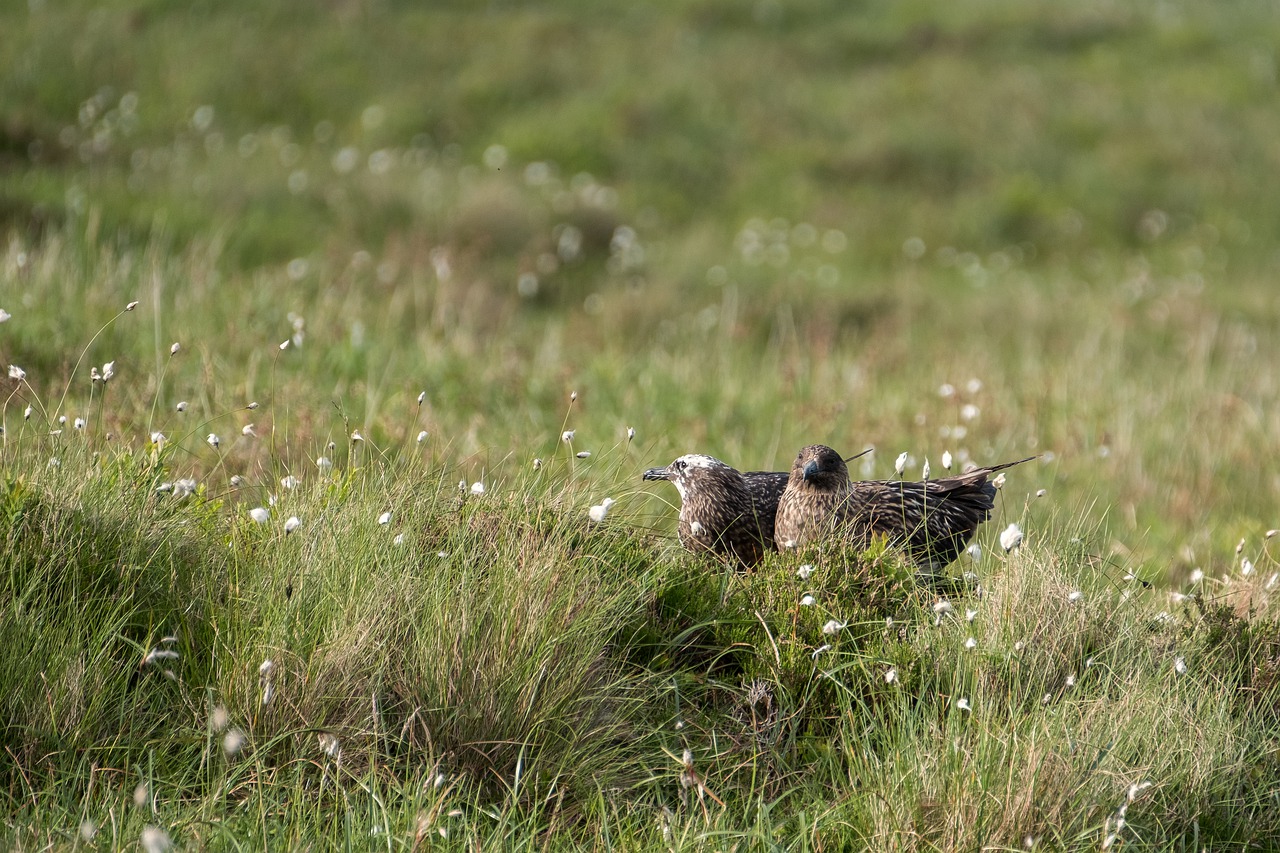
790 444 850 490
643 454 737 500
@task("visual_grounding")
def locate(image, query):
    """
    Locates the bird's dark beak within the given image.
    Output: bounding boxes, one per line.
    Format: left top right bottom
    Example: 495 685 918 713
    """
802 460 820 481
642 466 671 481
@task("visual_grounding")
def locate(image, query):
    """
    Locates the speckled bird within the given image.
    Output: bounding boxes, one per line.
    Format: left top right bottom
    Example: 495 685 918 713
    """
774 444 1033 569
643 454 789 567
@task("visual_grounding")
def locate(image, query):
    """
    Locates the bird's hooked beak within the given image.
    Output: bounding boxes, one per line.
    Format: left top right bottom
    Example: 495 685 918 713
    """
802 459 820 481
642 465 672 481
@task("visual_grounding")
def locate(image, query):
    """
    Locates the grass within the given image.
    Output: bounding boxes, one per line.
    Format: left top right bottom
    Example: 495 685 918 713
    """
3 0 1280 848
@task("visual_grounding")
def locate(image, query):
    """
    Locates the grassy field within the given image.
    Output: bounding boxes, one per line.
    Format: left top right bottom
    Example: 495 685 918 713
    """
3 0 1280 849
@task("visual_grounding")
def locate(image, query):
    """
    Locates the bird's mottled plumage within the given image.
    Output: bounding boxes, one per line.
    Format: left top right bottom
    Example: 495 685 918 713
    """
643 454 788 567
775 444 1033 569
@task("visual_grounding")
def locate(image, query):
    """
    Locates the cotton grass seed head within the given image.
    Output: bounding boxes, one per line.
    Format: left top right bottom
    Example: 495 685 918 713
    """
470 481 485 495
284 516 300 535
242 424 255 436
797 564 813 580
133 782 148 808
350 429 363 442
176 401 188 412
822 619 846 635
74 417 85 430
101 361 115 381
223 728 245 756
1174 656 1188 674
894 451 908 475
169 342 180 355
8 365 26 380
885 667 898 684
417 430 428 443
140 826 171 853
800 594 815 607
956 697 971 713
964 637 977 650
206 433 219 448
126 301 139 311
1068 590 1084 603
378 511 391 525
1000 523 1024 552
561 430 575 442
249 507 269 524
942 450 953 469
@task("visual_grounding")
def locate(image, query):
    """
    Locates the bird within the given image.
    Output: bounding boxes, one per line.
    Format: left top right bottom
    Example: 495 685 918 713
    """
643 454 790 567
774 444 1033 570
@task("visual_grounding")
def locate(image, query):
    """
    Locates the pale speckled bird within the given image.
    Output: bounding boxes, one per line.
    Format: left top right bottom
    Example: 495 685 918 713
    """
643 454 789 567
774 444 1033 569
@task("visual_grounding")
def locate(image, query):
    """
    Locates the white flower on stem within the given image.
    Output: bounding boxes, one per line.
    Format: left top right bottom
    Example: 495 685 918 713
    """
1036 488 1047 498
1266 529 1278 539
149 432 167 449
223 728 245 756
470 481 485 495
416 430 428 443
966 608 978 622
800 594 815 607
960 403 980 421
1068 590 1084 603
58 415 67 425
248 507 270 524
922 458 931 480
1065 673 1076 689
561 430 575 443
126 301 139 311
964 637 977 650
532 457 543 470
1000 523 1023 552
350 429 364 442
8 365 26 380
169 342 180 355
79 821 97 842
173 478 197 499
627 426 635 441
1236 538 1246 555
393 533 405 546
284 516 300 535
101 361 115 381
281 475 299 490
176 401 188 412
884 667 898 684
576 451 591 459
690 521 705 536
588 498 615 523
242 424 256 436
811 644 831 660
23 405 32 419
278 340 289 351
955 697 971 713
933 600 954 616
246 401 259 410
797 564 813 580
941 450 953 470
211 706 229 732
570 390 578 402
140 826 171 853
894 451 908 476
74 417 85 430
91 367 101 382
206 433 220 449
229 475 245 487
1241 558 1254 576
318 732 342 761
1174 656 1188 675
316 456 332 471
378 511 391 525
822 619 846 635
0 309 9 322
1189 568 1204 584
992 472 1006 489
417 391 426 405
133 782 148 808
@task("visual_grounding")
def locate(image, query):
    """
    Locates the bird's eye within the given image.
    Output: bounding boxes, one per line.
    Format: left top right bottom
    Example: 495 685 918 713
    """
675 460 687 471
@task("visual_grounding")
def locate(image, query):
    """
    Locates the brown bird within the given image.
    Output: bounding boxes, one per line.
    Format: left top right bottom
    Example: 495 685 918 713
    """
643 454 789 567
774 444 1033 570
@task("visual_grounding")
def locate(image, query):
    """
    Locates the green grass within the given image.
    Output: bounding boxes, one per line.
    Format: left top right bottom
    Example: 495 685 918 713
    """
3 0 1280 848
